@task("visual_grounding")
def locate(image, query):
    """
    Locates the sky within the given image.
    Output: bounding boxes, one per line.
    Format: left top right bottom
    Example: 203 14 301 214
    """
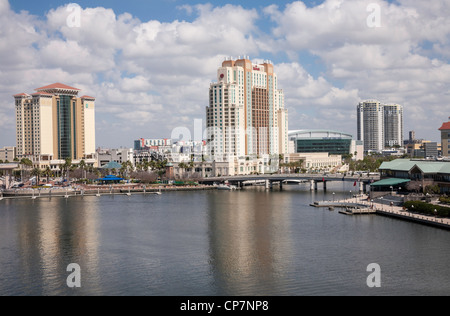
1 0 449 148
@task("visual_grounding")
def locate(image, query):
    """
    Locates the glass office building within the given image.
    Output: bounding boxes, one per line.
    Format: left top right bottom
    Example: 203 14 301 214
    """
289 130 353 155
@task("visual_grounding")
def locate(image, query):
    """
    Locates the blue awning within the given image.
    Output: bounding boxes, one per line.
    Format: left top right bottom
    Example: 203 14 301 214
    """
97 175 124 181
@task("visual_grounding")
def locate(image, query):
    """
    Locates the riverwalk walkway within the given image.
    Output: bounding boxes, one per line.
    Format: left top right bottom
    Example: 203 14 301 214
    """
313 194 450 231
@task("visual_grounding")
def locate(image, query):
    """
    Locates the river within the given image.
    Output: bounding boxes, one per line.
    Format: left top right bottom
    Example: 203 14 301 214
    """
1 182 449 296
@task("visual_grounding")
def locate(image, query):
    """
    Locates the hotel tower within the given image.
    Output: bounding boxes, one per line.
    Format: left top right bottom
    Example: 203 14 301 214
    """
14 83 96 161
206 57 288 161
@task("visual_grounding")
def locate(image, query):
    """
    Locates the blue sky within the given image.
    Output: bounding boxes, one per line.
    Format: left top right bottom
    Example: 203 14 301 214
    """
1 0 449 149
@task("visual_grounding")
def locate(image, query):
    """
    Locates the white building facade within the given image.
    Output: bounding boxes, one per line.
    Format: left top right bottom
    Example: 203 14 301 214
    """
357 100 403 153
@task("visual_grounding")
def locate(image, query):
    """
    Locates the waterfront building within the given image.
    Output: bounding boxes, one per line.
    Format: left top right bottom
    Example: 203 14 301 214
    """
378 159 450 193
13 83 96 162
0 146 16 162
283 152 342 172
357 100 404 153
206 57 288 161
172 161 235 179
439 119 450 157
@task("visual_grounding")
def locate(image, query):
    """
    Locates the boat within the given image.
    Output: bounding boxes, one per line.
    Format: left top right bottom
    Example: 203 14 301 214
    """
217 184 237 191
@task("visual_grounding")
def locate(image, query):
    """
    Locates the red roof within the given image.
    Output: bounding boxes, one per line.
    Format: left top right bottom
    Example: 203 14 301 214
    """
81 95 95 99
13 93 29 97
35 83 80 91
32 92 53 96
439 122 450 131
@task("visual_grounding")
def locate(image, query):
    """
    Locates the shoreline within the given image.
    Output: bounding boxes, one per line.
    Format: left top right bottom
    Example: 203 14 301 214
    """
312 195 450 231
0 184 217 199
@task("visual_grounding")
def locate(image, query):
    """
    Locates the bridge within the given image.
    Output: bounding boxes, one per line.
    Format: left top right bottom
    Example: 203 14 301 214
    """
0 163 19 189
199 174 380 192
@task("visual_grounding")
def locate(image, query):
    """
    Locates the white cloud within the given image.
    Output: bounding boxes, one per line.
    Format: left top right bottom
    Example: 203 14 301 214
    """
0 0 449 148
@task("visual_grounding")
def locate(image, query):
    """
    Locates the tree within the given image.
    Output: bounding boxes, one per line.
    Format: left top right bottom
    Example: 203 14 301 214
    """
78 160 87 179
31 168 42 185
61 158 72 181
43 166 52 184
20 158 33 181
178 162 188 179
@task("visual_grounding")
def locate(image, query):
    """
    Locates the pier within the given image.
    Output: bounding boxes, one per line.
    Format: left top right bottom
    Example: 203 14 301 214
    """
312 195 450 231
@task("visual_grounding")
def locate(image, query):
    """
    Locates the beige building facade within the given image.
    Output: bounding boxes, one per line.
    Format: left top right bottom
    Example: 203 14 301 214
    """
284 153 342 172
14 83 96 163
0 146 16 162
206 57 288 161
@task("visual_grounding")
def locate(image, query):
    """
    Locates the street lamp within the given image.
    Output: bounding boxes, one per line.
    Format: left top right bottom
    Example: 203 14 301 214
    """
390 186 393 196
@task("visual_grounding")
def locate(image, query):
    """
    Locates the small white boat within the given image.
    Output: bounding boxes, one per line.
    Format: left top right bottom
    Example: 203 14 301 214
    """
217 184 237 191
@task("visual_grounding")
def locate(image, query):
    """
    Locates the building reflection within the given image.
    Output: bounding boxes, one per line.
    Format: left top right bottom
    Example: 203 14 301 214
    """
16 197 101 295
207 188 293 295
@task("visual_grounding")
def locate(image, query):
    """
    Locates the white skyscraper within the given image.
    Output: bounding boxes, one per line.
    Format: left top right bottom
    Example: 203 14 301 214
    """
384 104 404 148
206 57 288 161
357 100 404 153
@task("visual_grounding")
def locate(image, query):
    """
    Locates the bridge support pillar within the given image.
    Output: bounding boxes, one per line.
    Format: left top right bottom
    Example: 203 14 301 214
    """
310 180 315 191
265 180 270 190
279 181 283 191
359 181 364 193
323 181 327 191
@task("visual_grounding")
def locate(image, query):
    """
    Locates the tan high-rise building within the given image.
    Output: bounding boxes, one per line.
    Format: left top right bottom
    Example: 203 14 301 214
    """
14 83 96 161
439 119 450 157
206 57 288 160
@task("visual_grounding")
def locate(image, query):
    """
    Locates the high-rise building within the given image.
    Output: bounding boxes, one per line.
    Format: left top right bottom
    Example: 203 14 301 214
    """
357 100 404 153
384 104 404 148
206 57 288 161
14 83 96 161
439 118 450 157
357 100 384 152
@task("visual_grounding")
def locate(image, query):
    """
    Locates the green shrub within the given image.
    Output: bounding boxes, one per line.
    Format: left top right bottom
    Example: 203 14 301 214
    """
404 201 450 218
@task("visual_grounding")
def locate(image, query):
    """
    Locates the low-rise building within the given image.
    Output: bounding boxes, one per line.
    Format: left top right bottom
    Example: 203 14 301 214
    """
0 146 16 162
97 148 134 168
283 152 342 172
379 159 450 193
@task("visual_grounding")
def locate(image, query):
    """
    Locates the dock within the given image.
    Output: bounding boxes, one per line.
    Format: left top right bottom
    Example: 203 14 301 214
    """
338 208 377 215
312 195 450 231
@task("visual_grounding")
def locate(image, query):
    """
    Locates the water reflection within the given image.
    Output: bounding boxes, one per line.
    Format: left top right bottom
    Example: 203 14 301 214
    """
14 197 102 295
208 188 294 295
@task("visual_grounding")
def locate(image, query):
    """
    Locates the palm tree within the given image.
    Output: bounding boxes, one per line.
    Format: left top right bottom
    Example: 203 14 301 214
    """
43 166 52 184
79 159 87 179
61 158 72 182
31 168 42 186
20 158 33 181
178 162 188 179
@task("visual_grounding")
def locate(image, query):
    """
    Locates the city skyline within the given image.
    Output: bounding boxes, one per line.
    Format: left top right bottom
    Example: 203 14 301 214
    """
1 0 449 148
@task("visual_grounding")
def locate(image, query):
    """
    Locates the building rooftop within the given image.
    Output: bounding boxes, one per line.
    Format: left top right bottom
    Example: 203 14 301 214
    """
439 122 450 131
379 159 450 174
35 83 80 91
81 95 96 100
289 130 353 139
13 93 30 97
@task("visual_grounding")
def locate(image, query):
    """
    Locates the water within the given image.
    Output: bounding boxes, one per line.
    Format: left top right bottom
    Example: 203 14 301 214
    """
1 182 450 296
